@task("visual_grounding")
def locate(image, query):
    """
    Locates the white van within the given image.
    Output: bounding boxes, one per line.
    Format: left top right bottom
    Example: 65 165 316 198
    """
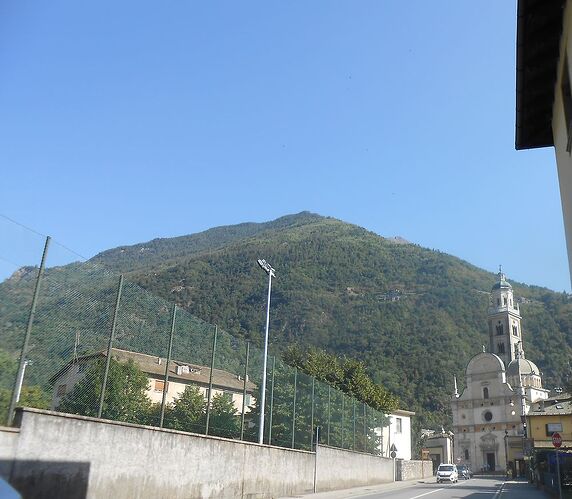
436 464 458 483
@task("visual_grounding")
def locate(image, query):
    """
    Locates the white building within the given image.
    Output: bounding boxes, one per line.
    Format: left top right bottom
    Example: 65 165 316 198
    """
377 409 414 460
51 348 256 415
451 272 549 473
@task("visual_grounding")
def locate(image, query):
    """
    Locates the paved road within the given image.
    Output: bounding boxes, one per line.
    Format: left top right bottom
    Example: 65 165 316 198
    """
299 477 549 499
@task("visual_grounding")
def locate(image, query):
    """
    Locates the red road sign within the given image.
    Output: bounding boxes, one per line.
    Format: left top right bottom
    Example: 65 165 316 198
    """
552 432 563 448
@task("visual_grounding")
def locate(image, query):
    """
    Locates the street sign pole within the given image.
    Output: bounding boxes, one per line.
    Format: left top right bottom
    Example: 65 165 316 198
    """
390 443 398 481
556 449 562 499
552 432 563 499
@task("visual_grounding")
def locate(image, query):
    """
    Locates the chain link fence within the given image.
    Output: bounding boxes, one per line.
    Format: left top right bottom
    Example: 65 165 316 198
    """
0 219 389 455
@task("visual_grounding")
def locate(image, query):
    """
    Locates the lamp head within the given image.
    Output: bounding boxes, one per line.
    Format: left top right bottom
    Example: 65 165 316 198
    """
257 259 276 277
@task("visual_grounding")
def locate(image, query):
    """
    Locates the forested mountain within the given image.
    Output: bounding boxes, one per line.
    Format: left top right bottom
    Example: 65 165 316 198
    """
3 212 572 434
92 212 572 424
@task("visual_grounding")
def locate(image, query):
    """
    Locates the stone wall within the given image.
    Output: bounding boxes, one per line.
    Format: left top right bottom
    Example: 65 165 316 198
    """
0 408 397 499
395 459 433 481
316 445 394 491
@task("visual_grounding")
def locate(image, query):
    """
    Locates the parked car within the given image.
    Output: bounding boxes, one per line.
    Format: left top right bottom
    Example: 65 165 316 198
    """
457 465 473 479
436 464 458 484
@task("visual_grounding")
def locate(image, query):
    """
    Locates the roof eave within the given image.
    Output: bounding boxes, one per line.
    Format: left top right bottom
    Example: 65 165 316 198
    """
515 0 565 150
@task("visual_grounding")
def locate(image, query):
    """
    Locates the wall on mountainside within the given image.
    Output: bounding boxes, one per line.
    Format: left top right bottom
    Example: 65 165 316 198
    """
2 408 398 499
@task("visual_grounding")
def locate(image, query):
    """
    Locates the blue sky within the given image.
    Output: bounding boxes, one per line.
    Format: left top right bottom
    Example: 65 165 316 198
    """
0 1 568 292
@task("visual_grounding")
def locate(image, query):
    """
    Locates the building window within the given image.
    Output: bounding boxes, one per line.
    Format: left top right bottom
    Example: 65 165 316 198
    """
244 394 252 406
497 343 505 354
464 449 469 460
562 54 572 153
57 384 67 397
512 324 518 336
483 387 489 399
503 297 507 306
154 380 168 392
395 417 402 433
496 322 504 335
497 298 501 306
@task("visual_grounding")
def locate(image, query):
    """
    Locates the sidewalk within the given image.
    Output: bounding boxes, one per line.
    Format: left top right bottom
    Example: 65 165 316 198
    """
278 478 425 499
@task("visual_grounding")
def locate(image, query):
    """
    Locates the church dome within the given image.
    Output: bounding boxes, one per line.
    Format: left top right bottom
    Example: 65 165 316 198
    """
466 352 505 375
492 274 512 291
506 358 540 376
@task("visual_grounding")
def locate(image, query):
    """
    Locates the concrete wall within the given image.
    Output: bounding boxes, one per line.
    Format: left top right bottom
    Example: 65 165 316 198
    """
0 427 19 479
2 409 399 499
4 409 314 499
316 445 393 492
395 460 433 481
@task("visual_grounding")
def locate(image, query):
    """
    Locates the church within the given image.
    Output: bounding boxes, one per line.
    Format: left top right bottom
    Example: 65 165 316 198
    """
451 271 549 475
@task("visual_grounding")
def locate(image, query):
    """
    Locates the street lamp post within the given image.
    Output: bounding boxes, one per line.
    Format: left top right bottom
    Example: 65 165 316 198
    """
257 258 275 445
504 430 509 478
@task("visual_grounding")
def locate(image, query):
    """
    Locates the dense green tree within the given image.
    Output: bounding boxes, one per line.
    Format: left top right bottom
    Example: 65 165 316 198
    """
0 385 51 424
208 393 240 439
284 345 398 413
166 385 206 433
57 358 152 424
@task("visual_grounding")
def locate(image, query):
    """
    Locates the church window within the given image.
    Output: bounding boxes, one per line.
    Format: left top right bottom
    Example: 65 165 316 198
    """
497 343 505 354
497 298 501 306
512 324 518 336
483 387 489 399
496 322 504 335
484 411 493 422
503 297 507 306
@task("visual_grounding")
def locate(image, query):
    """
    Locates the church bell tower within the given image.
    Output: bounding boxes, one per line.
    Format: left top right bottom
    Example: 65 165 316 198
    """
487 269 523 364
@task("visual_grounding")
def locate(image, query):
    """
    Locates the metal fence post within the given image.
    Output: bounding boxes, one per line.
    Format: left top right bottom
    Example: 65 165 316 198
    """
310 377 315 449
159 304 177 428
327 385 331 446
352 398 356 450
7 236 51 425
291 367 297 449
97 274 124 419
240 342 250 440
341 393 345 449
363 402 367 452
268 356 276 445
205 325 217 435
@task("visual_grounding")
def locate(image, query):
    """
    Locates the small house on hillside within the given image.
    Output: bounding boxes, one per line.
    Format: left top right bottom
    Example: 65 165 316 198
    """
50 348 256 414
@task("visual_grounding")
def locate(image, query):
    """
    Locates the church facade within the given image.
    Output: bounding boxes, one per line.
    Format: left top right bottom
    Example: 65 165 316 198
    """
451 271 549 473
